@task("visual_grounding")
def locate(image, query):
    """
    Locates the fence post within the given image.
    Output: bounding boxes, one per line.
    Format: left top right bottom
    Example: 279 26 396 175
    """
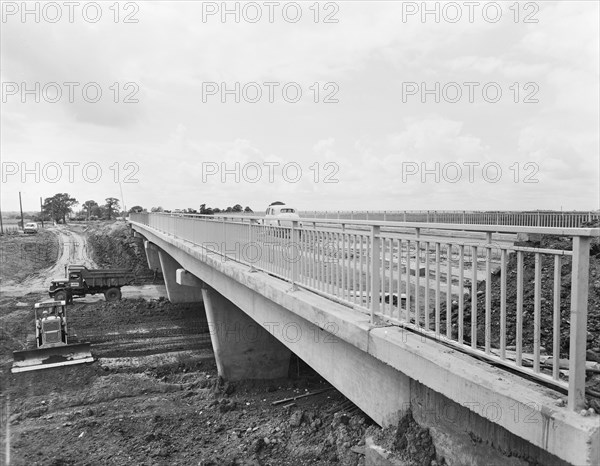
222 217 226 249
370 225 381 322
289 220 299 291
568 235 591 410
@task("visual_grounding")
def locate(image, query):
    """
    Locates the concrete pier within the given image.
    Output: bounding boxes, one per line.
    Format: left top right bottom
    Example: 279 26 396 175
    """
158 250 204 303
144 240 161 271
202 286 291 380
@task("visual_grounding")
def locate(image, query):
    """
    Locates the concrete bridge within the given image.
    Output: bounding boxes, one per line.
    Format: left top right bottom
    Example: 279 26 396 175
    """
129 213 599 466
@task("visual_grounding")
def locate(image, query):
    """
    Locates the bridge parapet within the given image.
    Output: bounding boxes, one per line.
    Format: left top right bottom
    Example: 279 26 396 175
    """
129 212 599 413
299 210 600 227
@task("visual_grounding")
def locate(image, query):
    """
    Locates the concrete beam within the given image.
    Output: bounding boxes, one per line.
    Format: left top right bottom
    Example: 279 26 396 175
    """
144 240 161 271
202 286 291 381
176 269 204 287
158 250 203 303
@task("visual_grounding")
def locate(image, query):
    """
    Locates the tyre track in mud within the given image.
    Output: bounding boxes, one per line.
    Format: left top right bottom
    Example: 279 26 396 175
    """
65 299 212 369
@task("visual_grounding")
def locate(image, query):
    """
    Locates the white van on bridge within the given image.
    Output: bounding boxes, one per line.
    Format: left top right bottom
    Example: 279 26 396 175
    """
264 202 300 227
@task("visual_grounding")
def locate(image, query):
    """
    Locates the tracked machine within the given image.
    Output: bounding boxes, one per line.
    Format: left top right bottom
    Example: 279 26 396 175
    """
11 300 94 373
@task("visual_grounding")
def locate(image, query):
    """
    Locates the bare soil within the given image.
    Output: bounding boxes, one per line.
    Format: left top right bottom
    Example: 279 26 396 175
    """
0 230 59 286
1 291 374 466
84 221 161 284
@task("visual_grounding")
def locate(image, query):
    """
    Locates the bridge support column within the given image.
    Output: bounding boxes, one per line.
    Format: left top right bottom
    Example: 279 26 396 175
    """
201 286 291 381
144 240 161 271
158 250 204 303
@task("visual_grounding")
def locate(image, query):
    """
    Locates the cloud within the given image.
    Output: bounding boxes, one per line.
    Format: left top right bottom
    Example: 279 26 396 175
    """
1 1 598 211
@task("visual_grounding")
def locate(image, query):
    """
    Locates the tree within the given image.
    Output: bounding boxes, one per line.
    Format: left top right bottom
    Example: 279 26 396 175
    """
232 204 243 212
83 200 98 220
105 197 120 220
129 205 144 213
199 204 215 215
42 193 78 224
91 205 105 219
151 206 163 212
244 206 253 213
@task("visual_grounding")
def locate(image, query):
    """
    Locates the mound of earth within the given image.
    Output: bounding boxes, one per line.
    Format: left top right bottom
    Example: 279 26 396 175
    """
0 230 59 285
439 233 600 357
84 221 158 284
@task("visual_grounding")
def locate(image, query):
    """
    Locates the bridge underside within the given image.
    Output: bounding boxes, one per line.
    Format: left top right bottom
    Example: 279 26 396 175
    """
133 224 598 466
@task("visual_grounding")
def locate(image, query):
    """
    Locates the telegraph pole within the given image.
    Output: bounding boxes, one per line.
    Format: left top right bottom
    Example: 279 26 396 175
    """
118 180 126 218
0 205 4 235
19 192 24 230
39 196 44 228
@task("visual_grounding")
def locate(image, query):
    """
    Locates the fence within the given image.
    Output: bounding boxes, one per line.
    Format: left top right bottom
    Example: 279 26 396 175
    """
0 224 48 235
130 212 598 411
300 210 600 228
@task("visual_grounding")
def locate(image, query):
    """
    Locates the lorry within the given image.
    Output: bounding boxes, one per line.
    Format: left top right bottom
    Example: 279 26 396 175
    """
48 265 135 302
12 300 94 373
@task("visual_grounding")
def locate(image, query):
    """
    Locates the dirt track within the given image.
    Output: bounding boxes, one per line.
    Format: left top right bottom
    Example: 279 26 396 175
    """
1 226 97 296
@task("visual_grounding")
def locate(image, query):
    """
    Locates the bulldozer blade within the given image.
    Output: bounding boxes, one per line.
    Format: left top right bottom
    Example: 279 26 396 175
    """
11 343 94 373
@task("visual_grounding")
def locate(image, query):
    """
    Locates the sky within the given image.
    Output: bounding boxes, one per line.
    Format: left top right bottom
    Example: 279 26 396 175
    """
1 1 599 213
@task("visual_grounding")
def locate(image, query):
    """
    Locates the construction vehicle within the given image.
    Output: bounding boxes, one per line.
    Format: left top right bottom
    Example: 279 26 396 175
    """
12 300 94 373
48 264 135 302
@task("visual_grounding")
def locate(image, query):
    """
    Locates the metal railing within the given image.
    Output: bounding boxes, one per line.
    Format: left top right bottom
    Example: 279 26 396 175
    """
300 210 600 228
129 212 598 411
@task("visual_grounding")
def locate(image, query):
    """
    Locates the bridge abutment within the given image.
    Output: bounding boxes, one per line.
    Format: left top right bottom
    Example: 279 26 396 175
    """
201 286 291 380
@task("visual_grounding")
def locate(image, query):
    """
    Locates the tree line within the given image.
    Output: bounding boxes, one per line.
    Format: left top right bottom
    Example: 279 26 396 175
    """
132 204 254 215
36 194 254 223
38 193 122 223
